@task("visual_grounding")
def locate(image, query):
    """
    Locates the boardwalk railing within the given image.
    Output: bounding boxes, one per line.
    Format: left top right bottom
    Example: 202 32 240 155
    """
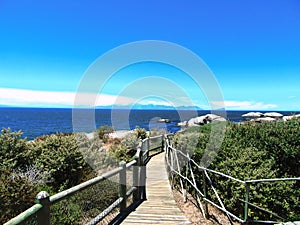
164 134 300 224
4 135 164 225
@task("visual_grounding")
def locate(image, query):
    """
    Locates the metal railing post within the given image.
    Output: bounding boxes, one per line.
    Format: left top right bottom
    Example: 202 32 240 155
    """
36 191 50 225
244 179 250 224
119 161 127 212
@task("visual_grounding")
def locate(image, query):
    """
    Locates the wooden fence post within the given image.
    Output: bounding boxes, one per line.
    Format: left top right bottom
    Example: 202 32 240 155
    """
244 179 250 224
119 161 127 212
161 135 164 152
140 153 147 200
202 170 209 218
146 138 150 158
132 156 139 202
138 140 147 200
36 191 50 225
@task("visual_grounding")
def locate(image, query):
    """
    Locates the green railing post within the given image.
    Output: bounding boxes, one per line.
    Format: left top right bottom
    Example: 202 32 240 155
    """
139 145 147 200
119 161 127 212
136 148 143 200
161 135 164 152
146 138 150 159
141 165 146 200
202 170 209 218
36 191 50 225
244 179 250 224
132 156 139 202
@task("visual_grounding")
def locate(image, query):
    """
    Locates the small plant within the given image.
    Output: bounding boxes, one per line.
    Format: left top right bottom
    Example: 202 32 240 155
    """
12 165 51 184
109 143 133 162
134 126 147 139
97 125 114 143
121 132 139 150
75 132 117 171
0 169 39 224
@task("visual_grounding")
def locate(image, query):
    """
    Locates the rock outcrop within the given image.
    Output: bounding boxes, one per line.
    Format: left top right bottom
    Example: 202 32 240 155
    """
283 114 300 121
185 114 226 127
242 112 263 119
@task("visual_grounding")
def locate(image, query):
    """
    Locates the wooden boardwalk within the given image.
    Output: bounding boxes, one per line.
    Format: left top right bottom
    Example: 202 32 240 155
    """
122 153 191 224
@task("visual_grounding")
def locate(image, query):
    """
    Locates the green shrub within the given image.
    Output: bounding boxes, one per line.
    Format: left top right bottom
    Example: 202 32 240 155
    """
0 169 39 224
97 125 114 143
149 127 166 137
75 132 117 171
134 126 147 139
109 143 133 162
0 128 30 171
173 119 300 222
31 133 92 191
121 132 140 150
50 197 82 225
1 130 121 224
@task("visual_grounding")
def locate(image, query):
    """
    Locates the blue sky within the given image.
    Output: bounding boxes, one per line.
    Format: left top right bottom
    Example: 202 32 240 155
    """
0 0 299 110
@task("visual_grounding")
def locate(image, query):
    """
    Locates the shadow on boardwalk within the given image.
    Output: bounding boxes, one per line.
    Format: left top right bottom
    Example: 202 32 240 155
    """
110 153 191 225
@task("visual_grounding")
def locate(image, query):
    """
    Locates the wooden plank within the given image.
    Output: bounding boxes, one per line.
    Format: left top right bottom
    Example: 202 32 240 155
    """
122 153 191 224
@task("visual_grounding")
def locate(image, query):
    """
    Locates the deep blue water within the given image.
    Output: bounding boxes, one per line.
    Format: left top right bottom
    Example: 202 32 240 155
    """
0 107 298 140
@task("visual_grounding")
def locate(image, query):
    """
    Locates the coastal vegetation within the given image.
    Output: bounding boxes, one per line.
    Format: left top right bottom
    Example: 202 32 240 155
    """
1 117 299 223
173 118 300 222
0 126 147 224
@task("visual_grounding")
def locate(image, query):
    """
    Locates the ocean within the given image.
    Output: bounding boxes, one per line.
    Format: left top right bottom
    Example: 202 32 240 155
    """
0 107 298 140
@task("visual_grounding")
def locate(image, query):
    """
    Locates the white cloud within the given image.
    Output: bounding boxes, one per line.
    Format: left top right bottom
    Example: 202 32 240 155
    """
0 88 280 110
0 88 137 108
213 100 278 110
138 99 173 106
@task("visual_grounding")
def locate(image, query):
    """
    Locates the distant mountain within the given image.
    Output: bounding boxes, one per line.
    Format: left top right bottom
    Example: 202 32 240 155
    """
95 104 203 110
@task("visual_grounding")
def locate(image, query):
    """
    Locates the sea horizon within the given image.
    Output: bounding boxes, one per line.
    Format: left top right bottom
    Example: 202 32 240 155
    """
0 107 299 140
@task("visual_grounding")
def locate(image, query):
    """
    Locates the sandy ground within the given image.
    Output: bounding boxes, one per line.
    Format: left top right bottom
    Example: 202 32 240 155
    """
172 189 241 225
108 130 133 139
85 130 132 140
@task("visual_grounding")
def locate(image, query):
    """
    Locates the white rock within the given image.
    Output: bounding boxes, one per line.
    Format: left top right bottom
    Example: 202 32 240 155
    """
187 114 226 127
242 112 263 118
264 112 283 118
251 117 276 123
177 121 187 127
109 130 133 139
283 114 300 121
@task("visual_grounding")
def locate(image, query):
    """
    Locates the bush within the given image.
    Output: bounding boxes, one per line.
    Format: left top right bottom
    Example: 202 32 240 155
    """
97 125 114 143
109 143 133 162
0 128 30 171
134 126 147 139
121 132 140 150
173 119 300 222
31 133 92 191
0 169 39 224
76 132 119 172
1 129 122 224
